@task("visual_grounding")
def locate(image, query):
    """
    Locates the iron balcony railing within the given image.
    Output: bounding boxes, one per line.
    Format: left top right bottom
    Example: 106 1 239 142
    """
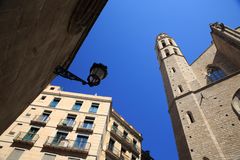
111 127 132 144
13 132 39 145
31 115 50 126
77 122 95 133
57 119 76 131
111 127 140 154
106 143 120 158
44 136 91 153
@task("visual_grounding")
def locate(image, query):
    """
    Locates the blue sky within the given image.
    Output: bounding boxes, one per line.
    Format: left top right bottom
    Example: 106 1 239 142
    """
53 1 240 159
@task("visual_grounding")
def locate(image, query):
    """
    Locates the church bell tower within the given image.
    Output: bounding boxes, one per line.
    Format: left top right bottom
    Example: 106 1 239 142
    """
155 33 226 160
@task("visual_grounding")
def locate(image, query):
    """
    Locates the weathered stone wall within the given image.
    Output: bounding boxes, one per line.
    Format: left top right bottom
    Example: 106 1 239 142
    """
0 0 108 135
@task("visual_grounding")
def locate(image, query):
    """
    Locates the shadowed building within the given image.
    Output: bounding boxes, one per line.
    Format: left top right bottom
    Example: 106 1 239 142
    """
155 23 240 160
0 0 108 135
0 85 142 160
141 150 154 160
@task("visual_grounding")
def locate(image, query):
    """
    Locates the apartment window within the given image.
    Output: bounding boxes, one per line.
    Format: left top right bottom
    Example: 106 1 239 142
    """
83 117 95 129
108 139 115 152
232 89 240 118
41 96 46 100
72 101 83 111
123 131 128 139
207 67 225 83
161 40 166 47
6 148 24 160
52 132 68 145
186 111 195 124
42 153 56 160
112 122 118 130
38 110 51 122
63 114 76 126
133 139 137 149
165 49 170 57
74 135 88 149
50 98 61 108
89 103 99 113
23 127 39 142
132 155 137 160
178 85 183 93
121 147 126 154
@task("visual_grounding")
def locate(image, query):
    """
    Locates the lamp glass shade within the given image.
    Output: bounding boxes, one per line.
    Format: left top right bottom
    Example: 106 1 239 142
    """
87 63 108 86
89 63 108 80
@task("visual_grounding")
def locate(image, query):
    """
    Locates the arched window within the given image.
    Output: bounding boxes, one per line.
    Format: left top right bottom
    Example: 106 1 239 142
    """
173 48 178 55
232 89 240 118
207 67 225 83
161 40 166 47
165 49 170 57
169 39 173 45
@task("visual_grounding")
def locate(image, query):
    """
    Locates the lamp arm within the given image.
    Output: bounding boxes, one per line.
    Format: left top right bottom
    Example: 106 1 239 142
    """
54 66 88 85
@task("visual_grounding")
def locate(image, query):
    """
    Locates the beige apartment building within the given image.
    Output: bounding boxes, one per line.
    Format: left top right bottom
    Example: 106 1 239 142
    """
0 85 142 160
155 23 240 160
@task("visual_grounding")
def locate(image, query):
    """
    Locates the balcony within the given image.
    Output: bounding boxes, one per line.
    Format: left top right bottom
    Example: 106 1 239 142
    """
110 127 140 155
105 144 120 160
57 119 76 131
76 122 95 134
30 115 50 127
43 136 90 158
13 132 39 147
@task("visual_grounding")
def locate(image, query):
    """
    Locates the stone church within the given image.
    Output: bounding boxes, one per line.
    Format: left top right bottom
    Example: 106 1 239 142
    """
155 23 240 160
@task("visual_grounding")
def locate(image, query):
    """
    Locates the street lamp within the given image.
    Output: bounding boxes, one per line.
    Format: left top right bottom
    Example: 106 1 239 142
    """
54 63 108 87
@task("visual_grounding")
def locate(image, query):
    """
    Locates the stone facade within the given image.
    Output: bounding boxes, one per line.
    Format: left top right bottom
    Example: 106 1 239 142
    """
155 23 240 160
0 0 108 135
0 85 142 160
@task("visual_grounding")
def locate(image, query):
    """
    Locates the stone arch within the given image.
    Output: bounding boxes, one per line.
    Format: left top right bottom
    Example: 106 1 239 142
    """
165 49 170 57
161 40 166 47
169 39 173 45
173 48 178 55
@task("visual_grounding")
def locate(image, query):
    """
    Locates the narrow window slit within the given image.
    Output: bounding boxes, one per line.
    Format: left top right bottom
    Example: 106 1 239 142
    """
172 67 176 73
178 85 183 93
186 111 195 123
